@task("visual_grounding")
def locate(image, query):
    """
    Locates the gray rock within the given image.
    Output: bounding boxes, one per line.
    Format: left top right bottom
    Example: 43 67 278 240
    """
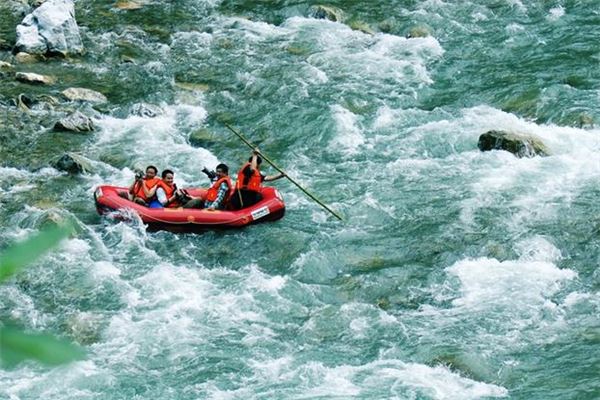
309 5 344 22
53 111 94 132
61 87 107 103
15 0 83 56
53 152 93 174
14 52 44 63
15 71 55 84
129 102 162 118
478 130 550 158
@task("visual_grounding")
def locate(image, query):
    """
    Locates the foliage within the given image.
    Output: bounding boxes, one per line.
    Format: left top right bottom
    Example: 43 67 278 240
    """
0 224 86 368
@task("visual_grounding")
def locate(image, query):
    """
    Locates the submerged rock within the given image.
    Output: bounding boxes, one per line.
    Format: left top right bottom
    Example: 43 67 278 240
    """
129 102 162 118
15 71 55 85
407 26 431 38
14 0 83 56
478 130 550 158
309 5 344 22
53 111 94 132
61 87 107 103
189 128 218 148
348 20 375 35
53 152 93 173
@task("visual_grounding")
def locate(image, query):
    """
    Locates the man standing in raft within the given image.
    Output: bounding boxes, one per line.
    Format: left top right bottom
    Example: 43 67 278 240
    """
230 150 284 210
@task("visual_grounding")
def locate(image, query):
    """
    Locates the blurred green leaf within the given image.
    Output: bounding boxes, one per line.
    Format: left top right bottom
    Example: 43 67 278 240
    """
0 223 73 282
0 324 85 367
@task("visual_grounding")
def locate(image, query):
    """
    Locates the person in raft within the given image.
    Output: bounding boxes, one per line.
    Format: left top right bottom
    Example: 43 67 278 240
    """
201 163 232 210
125 165 160 206
150 169 203 209
229 149 284 210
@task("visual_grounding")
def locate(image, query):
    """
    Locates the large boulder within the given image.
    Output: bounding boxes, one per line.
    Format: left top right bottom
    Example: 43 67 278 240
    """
53 152 93 174
53 111 94 132
14 0 83 57
478 130 550 158
61 87 107 103
15 71 55 84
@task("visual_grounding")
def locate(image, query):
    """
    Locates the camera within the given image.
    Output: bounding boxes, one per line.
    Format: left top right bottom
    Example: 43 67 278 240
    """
202 167 216 180
134 170 144 180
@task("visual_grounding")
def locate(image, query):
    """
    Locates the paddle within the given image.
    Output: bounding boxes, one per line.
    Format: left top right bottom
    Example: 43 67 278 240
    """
223 123 344 221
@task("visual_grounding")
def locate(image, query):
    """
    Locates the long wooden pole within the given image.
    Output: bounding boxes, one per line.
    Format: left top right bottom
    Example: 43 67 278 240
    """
223 123 343 221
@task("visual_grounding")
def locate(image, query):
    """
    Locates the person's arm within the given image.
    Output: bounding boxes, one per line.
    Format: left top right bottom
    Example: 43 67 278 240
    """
264 172 285 182
205 182 229 210
156 187 168 205
129 179 141 195
250 150 259 172
143 181 158 198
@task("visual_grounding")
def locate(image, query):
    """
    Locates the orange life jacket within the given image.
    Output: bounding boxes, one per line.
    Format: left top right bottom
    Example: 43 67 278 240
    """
156 180 179 208
236 162 261 192
134 177 160 201
206 176 232 204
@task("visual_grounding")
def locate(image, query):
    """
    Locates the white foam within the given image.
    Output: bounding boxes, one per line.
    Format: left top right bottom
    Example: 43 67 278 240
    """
548 6 565 21
330 105 364 154
235 359 509 399
94 104 219 185
447 257 576 309
513 236 562 263
452 106 600 228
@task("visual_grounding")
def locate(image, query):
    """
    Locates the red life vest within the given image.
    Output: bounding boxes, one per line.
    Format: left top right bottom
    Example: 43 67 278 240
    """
134 177 160 201
156 180 179 208
206 176 232 204
236 162 261 192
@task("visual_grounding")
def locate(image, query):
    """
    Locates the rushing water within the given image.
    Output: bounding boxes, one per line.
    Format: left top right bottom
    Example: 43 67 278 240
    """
1 1 599 399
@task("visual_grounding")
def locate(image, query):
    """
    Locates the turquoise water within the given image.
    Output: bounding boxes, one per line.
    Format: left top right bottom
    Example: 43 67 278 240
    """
1 1 599 398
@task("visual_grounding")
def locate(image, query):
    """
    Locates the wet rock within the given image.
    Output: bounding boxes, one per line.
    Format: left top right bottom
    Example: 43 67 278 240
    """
67 312 103 345
114 0 143 10
478 130 550 158
407 26 431 38
15 93 59 111
120 55 136 64
53 111 94 132
189 128 217 148
348 20 375 35
14 0 83 56
129 102 162 118
0 38 13 51
174 81 209 92
15 71 55 85
309 5 344 22
378 18 399 34
14 51 44 63
61 87 107 103
0 61 14 78
16 93 34 110
577 113 594 128
30 0 47 7
53 152 93 174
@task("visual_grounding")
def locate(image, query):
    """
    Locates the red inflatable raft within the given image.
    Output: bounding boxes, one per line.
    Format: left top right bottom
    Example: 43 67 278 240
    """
94 185 285 232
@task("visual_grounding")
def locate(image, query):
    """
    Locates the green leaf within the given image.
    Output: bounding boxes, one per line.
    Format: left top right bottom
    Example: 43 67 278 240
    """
0 223 73 282
0 325 85 367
